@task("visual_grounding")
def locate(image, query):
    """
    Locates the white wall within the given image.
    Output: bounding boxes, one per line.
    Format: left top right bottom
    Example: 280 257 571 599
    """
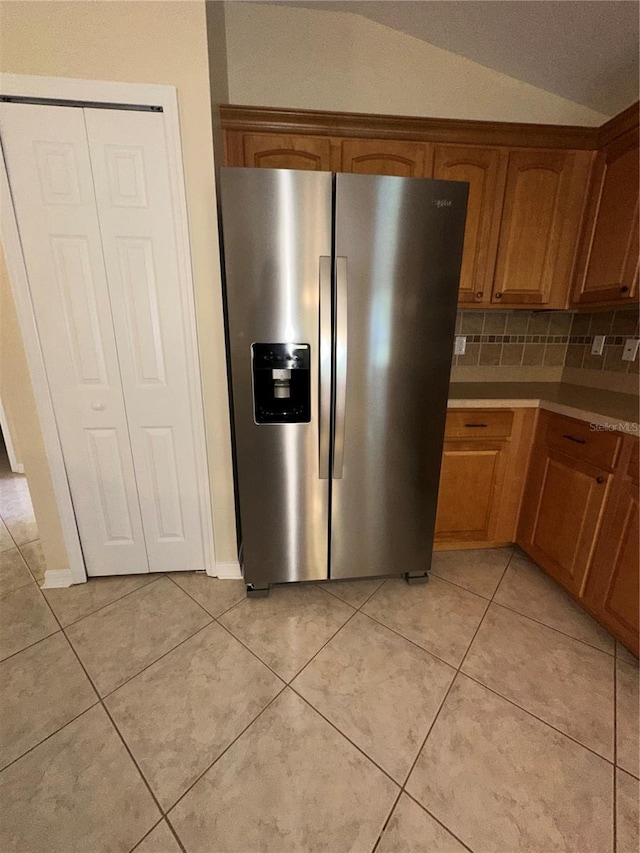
225 3 609 125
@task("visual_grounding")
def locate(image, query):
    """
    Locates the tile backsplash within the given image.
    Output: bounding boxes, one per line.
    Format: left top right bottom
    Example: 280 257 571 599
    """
451 308 640 393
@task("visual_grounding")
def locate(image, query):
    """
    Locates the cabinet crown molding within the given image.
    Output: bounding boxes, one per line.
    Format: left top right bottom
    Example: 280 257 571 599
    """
597 101 640 149
220 104 623 151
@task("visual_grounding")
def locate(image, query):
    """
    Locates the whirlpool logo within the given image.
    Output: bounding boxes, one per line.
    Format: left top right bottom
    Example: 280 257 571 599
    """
431 198 453 208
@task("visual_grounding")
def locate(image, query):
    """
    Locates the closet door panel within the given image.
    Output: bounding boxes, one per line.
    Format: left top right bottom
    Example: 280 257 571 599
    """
84 109 205 572
0 103 149 576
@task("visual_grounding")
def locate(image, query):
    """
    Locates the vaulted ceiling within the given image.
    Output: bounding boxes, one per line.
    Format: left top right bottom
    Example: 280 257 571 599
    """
261 1 639 114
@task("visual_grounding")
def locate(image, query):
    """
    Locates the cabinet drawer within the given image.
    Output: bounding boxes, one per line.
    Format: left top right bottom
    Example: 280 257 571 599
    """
445 409 514 439
545 414 622 470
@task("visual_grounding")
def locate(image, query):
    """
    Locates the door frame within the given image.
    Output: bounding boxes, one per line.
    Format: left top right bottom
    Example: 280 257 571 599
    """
0 73 216 586
0 397 24 473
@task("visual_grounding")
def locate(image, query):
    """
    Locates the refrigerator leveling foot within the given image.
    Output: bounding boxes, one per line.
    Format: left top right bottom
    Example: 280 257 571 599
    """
246 583 270 598
403 571 429 585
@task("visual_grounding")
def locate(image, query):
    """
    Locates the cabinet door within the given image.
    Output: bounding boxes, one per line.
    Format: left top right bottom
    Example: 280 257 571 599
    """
518 444 611 598
435 439 508 543
492 149 587 306
241 133 332 170
341 139 430 177
0 102 149 576
573 136 639 305
85 109 207 574
585 440 639 655
432 145 504 305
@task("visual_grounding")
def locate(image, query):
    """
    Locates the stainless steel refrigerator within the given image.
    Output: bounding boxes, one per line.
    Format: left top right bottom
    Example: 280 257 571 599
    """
219 168 468 595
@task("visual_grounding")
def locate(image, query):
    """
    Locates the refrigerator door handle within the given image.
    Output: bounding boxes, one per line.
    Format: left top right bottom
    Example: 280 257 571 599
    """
333 256 348 479
319 256 332 479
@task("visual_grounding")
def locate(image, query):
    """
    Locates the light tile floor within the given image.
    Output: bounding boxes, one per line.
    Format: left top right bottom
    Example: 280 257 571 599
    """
0 452 638 851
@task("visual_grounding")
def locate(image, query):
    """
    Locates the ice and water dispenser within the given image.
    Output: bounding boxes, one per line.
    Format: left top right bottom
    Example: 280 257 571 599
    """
251 343 311 424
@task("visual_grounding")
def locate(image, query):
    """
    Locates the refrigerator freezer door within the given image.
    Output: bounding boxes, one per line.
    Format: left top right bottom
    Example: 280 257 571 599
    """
220 168 333 585
330 173 468 579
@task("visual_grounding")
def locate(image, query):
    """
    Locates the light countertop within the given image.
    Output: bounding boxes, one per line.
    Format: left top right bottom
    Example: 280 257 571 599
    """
448 382 639 434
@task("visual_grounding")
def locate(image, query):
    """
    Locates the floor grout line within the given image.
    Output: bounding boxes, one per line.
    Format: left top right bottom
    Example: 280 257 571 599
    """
213 618 288 684
285 606 360 684
399 672 460 791
0 696 102 775
384 550 518 846
164 684 288 816
1 552 289 851
165 571 246 621
46 574 163 629
401 789 476 853
162 815 187 853
39 585 170 837
0 565 218 853
359 602 482 671
126 817 166 853
428 570 497 599
289 683 402 789
319 576 388 609
100 699 167 829
370 787 403 853
0 526 629 852
0 626 60 666
460 670 616 767
489 598 617 657
98 617 216 701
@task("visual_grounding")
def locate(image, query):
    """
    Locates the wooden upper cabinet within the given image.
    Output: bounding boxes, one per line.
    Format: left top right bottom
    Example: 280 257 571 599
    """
230 133 332 171
432 145 504 305
340 139 430 177
492 149 590 307
572 132 639 306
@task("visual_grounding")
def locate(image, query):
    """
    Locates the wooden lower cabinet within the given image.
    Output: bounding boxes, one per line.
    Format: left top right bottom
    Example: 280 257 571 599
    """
435 440 508 543
518 443 612 598
518 411 639 653
584 439 639 655
435 408 535 549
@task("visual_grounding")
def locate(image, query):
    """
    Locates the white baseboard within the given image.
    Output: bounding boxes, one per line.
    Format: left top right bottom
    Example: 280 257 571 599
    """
41 568 75 589
212 561 243 580
13 463 25 474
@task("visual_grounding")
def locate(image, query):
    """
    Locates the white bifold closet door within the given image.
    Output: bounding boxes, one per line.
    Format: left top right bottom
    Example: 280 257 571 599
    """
0 102 207 576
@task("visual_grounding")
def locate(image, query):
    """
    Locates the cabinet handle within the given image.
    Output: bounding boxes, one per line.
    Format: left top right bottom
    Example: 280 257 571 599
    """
465 423 488 428
621 286 629 293
595 476 605 484
475 291 484 299
494 292 502 299
562 434 586 444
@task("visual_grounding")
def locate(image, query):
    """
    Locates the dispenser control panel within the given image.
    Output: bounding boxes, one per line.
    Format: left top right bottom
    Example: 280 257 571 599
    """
251 343 311 424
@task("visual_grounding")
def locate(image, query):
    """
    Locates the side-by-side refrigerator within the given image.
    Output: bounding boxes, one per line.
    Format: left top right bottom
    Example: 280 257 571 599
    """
219 168 468 594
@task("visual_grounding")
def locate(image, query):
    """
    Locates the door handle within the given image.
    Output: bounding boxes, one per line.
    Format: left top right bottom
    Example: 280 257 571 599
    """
333 256 348 480
562 434 586 445
91 401 105 411
319 257 332 479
